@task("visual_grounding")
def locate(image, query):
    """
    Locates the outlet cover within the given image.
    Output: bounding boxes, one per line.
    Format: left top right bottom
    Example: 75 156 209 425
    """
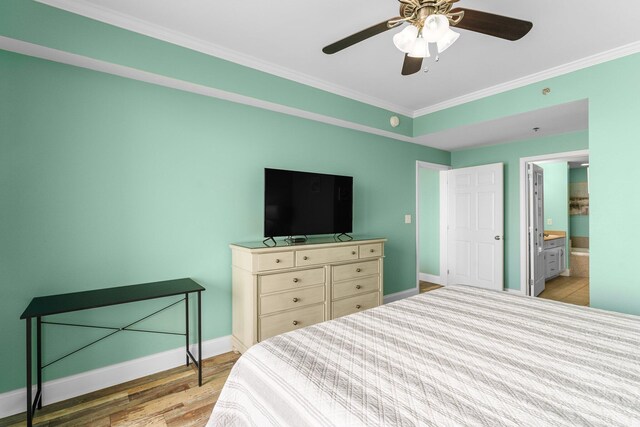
547 218 553 225
405 214 412 224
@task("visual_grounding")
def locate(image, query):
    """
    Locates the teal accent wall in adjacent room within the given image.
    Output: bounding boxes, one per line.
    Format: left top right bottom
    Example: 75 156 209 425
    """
570 167 589 238
537 161 569 269
570 167 589 183
451 132 588 291
539 162 569 234
419 168 440 276
0 50 449 394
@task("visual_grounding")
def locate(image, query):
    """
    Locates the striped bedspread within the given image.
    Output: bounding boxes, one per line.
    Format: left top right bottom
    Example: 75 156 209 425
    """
208 286 640 426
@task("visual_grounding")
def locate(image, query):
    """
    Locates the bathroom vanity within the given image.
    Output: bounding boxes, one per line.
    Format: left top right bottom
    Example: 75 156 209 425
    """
543 232 567 280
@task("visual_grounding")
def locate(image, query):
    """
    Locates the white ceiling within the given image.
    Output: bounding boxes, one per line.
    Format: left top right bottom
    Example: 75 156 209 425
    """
41 0 640 117
417 99 588 151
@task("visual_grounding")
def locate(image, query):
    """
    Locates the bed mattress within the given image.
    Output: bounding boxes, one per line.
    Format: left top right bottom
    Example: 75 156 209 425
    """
208 285 640 426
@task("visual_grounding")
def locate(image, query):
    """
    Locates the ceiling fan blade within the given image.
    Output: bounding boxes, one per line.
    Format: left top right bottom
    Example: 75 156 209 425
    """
323 18 401 54
401 54 423 76
451 8 533 41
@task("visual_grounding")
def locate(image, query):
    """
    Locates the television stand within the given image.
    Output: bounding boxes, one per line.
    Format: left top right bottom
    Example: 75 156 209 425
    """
229 236 386 353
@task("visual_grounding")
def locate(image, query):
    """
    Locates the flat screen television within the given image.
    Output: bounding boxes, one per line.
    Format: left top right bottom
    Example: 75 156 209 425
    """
264 168 353 238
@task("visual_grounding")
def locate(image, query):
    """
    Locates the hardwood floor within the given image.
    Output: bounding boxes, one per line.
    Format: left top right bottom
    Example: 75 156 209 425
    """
0 352 240 427
419 281 443 293
538 276 590 306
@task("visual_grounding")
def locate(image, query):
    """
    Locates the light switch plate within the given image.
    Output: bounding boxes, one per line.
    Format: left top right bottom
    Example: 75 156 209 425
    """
405 214 412 224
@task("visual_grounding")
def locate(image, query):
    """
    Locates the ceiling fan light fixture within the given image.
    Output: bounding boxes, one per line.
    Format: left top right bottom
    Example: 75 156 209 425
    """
436 29 460 53
392 25 419 53
422 14 449 43
407 36 430 58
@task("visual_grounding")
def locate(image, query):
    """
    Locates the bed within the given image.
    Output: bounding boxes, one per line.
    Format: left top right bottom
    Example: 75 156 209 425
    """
208 285 640 426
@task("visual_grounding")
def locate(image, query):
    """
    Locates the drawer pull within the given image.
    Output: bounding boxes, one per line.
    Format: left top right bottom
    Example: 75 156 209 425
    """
275 259 281 263
356 305 361 309
292 320 298 326
292 297 299 302
352 251 357 255
370 249 375 253
293 278 299 283
355 285 361 289
356 268 362 273
303 256 309 260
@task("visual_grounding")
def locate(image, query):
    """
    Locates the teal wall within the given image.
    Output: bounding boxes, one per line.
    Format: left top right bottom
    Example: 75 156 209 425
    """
419 168 440 276
0 0 413 137
570 167 589 238
538 161 569 269
0 49 449 394
2 0 640 399
420 52 640 317
451 132 588 291
539 162 569 235
570 167 589 183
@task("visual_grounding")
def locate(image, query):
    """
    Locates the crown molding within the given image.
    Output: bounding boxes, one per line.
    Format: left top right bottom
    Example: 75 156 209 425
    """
412 40 640 118
0 36 415 146
34 0 414 117
31 0 640 121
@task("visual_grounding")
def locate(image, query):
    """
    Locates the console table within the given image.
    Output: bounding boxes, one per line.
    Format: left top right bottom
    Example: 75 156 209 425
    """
20 278 205 427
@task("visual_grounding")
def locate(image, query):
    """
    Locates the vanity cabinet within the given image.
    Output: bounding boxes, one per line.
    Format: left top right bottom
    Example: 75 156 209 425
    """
543 237 566 280
230 237 385 353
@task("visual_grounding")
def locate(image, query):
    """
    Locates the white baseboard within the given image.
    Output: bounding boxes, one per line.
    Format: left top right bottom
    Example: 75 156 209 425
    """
561 269 571 277
504 287 524 295
419 273 441 284
0 335 231 418
384 288 419 304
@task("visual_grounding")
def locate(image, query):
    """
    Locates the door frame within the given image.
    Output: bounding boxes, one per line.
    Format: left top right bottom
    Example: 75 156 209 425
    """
415 161 451 293
519 149 589 296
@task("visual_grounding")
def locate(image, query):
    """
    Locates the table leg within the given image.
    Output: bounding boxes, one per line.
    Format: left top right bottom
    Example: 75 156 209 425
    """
185 293 189 367
198 290 202 387
37 317 42 409
26 317 32 427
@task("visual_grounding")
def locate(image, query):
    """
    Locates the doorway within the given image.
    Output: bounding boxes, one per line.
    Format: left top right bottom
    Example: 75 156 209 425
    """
521 150 590 306
415 161 449 294
416 162 505 294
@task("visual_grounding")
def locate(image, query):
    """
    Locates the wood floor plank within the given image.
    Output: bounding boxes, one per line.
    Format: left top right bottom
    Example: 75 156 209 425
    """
0 352 240 427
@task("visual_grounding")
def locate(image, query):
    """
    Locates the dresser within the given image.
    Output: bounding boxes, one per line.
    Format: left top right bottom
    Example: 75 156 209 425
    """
230 237 386 353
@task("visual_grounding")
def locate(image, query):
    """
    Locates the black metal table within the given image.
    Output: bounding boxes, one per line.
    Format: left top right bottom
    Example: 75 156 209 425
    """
20 278 205 427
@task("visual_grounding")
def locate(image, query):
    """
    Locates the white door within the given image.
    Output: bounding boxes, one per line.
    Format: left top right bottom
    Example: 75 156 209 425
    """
446 163 504 290
528 164 545 296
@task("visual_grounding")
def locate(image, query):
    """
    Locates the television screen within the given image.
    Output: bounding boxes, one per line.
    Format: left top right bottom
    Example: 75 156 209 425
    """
264 168 353 237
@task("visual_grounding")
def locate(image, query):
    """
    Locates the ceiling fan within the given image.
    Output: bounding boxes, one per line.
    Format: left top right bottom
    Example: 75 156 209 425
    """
322 0 533 76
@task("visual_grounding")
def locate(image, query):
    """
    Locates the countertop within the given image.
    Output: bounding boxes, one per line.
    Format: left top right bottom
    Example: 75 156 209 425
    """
543 230 566 241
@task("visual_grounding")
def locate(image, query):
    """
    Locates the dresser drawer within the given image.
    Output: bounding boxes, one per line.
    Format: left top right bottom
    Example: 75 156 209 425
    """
260 285 325 315
332 292 379 318
359 243 383 259
259 304 325 341
296 245 358 267
259 268 325 295
255 251 294 272
332 260 379 282
332 276 379 300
